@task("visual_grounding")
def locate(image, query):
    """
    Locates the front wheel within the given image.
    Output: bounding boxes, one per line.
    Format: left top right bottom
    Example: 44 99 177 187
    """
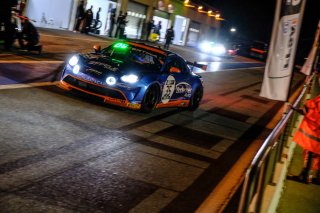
140 84 159 113
188 86 203 111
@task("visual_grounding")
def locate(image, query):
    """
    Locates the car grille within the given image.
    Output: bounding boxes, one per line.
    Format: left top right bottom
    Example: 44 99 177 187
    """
63 75 126 100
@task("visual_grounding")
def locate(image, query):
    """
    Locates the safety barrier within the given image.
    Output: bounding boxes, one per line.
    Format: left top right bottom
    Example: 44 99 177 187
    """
238 73 317 213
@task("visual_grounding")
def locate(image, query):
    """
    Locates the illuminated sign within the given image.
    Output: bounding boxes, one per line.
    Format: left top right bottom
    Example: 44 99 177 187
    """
114 43 129 49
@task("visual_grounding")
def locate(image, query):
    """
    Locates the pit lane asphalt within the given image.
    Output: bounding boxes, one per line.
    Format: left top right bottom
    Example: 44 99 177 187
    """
0 28 305 212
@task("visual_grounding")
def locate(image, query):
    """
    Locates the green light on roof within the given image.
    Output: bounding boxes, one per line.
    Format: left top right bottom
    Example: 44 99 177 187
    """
114 43 129 49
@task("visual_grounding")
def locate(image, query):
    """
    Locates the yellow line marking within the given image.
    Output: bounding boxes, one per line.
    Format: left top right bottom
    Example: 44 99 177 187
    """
0 81 59 90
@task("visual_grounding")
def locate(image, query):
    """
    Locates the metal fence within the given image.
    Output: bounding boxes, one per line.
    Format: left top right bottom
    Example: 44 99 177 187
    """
238 73 317 213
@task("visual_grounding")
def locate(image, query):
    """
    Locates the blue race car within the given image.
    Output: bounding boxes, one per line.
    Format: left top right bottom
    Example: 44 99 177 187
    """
59 41 205 112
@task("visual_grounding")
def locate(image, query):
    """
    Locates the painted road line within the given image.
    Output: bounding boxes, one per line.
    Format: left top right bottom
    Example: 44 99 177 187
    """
0 60 64 64
129 188 178 213
129 129 222 160
41 33 108 42
0 81 59 90
199 61 264 64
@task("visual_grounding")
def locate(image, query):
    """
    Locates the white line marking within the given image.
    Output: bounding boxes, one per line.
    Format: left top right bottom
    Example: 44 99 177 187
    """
195 66 264 73
0 60 64 64
0 81 59 90
219 66 265 71
41 33 108 42
199 61 264 64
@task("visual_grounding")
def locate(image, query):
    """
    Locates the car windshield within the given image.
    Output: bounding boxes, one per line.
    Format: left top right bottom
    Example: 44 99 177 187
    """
101 42 164 71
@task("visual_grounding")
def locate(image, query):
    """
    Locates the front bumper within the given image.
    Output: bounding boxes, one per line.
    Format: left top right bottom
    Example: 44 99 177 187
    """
59 75 142 110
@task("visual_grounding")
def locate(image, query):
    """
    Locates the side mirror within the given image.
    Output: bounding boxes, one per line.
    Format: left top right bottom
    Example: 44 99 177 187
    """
169 66 181 73
93 44 101 53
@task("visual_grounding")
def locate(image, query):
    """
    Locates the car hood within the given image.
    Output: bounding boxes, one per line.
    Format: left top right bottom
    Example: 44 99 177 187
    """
81 53 121 75
80 53 157 77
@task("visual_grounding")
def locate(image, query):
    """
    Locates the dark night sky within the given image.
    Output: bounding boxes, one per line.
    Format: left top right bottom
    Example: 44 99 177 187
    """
202 0 320 45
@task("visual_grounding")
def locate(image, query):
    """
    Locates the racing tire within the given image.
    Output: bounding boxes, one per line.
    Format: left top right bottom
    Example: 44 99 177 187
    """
188 86 203 111
140 84 159 113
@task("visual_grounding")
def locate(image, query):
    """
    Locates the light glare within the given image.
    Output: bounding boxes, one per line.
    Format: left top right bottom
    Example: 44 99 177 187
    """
121 74 138 83
106 76 116 85
72 65 80 74
69 55 78 66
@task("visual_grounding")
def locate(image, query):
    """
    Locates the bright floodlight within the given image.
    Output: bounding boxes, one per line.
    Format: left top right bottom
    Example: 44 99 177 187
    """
199 41 212 53
211 44 226 55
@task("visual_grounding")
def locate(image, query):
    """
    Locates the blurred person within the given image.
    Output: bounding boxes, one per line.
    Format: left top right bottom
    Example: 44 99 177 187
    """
108 12 116 37
115 11 123 38
81 5 93 34
164 26 174 50
18 16 40 51
146 20 154 41
91 7 101 33
16 0 26 16
119 12 128 39
74 0 85 32
96 7 101 22
154 21 162 37
292 94 320 183
0 0 17 50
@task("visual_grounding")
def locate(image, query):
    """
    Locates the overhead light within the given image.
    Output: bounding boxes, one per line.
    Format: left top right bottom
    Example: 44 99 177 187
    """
184 0 195 8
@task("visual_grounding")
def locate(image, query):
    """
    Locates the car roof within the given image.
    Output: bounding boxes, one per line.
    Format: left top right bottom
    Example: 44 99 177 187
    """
116 41 174 57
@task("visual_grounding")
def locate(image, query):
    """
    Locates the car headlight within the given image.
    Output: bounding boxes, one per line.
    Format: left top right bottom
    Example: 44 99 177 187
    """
121 74 138 84
73 65 80 74
199 41 212 53
211 44 226 55
69 55 79 66
106 76 116 86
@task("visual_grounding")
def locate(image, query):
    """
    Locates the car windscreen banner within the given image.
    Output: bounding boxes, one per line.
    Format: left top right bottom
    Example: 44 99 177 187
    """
260 0 306 101
300 20 320 75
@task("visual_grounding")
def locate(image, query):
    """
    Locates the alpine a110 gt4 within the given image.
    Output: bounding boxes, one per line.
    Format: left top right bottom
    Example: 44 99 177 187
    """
59 41 205 112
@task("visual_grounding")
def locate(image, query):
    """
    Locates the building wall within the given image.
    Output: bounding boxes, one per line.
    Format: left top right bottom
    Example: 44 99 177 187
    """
26 0 222 45
164 0 221 41
119 0 156 22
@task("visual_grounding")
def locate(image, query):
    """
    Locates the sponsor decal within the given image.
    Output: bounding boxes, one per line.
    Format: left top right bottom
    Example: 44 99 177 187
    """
80 74 105 85
105 97 126 104
175 82 192 94
161 75 175 104
88 61 119 72
260 0 305 101
280 18 298 70
85 68 103 75
127 103 141 109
